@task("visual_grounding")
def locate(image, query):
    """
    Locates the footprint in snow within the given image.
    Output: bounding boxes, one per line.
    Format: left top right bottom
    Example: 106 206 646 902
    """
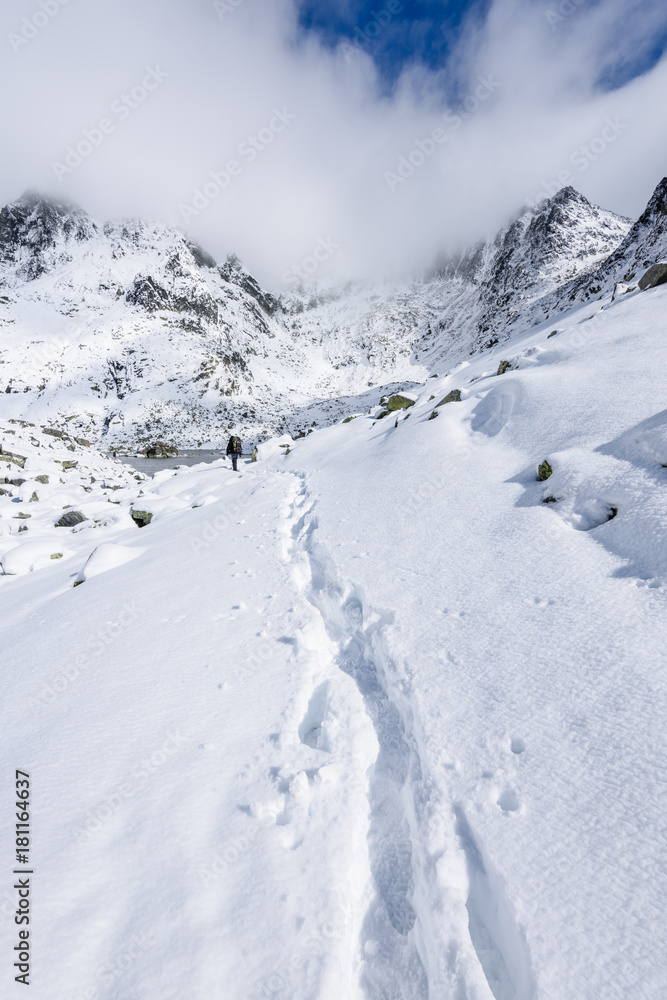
497 789 521 813
568 499 618 531
298 682 330 751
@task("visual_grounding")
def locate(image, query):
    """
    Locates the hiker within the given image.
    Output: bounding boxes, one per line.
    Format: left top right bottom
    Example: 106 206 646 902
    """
226 433 243 471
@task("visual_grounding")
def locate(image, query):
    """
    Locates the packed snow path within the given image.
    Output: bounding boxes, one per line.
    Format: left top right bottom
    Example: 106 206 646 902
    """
1 284 667 999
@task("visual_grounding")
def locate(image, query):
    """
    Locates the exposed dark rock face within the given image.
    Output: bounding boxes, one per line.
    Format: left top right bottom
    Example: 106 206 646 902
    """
638 262 667 290
185 239 217 269
0 191 97 281
126 274 219 324
126 275 172 312
219 254 279 315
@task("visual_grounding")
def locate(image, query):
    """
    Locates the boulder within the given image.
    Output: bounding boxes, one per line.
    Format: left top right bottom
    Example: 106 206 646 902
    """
56 510 87 527
537 460 553 481
0 448 26 468
130 508 153 527
144 441 178 458
497 360 513 376
35 475 49 484
436 389 462 406
638 262 667 291
428 411 439 420
386 394 415 412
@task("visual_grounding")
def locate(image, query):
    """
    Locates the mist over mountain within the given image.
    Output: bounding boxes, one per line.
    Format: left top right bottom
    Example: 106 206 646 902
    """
1 176 665 449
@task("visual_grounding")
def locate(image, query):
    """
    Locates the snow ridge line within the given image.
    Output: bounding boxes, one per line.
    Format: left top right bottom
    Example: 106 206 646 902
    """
285 475 431 999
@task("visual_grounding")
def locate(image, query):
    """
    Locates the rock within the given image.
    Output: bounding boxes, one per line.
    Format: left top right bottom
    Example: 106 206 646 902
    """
74 437 90 447
0 487 10 496
15 512 31 519
42 427 64 438
497 360 513 376
56 510 87 527
130 508 153 527
386 394 415 412
436 389 462 406
638 262 667 290
0 448 27 468
537 460 553 481
218 254 279 315
428 410 439 420
50 553 63 560
18 524 28 532
61 460 78 470
543 496 558 503
143 441 178 458
185 238 217 269
35 474 49 484
547 330 558 338
342 415 357 423
29 492 39 502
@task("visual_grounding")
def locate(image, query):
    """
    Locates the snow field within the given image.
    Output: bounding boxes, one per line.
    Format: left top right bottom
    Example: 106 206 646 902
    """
0 280 666 999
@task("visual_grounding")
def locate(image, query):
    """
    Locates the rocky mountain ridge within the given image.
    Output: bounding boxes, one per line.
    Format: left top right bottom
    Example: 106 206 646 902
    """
0 178 665 447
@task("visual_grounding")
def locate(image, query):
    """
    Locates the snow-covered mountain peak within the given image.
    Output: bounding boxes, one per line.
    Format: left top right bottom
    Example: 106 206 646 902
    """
0 191 98 282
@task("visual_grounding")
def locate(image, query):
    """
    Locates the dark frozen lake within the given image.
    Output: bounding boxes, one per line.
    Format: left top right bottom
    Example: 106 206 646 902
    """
112 450 229 475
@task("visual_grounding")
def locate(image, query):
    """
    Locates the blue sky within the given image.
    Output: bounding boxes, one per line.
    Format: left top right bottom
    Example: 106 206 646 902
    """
297 0 667 93
297 0 492 86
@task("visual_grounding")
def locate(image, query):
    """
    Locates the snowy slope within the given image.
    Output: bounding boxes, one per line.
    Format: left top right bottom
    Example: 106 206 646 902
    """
1 272 666 999
0 184 637 449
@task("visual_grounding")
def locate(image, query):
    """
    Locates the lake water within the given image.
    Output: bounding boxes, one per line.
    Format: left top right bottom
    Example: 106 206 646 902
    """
112 450 235 475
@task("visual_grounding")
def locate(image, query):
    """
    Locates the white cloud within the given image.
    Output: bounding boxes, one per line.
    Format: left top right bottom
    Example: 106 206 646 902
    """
0 0 665 288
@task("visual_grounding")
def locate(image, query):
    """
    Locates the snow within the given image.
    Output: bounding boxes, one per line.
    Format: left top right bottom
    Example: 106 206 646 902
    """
1 277 666 998
0 185 637 448
74 542 145 583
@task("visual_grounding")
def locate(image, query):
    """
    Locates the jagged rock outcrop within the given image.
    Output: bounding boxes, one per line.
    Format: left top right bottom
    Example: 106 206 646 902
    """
0 191 97 282
219 254 279 316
